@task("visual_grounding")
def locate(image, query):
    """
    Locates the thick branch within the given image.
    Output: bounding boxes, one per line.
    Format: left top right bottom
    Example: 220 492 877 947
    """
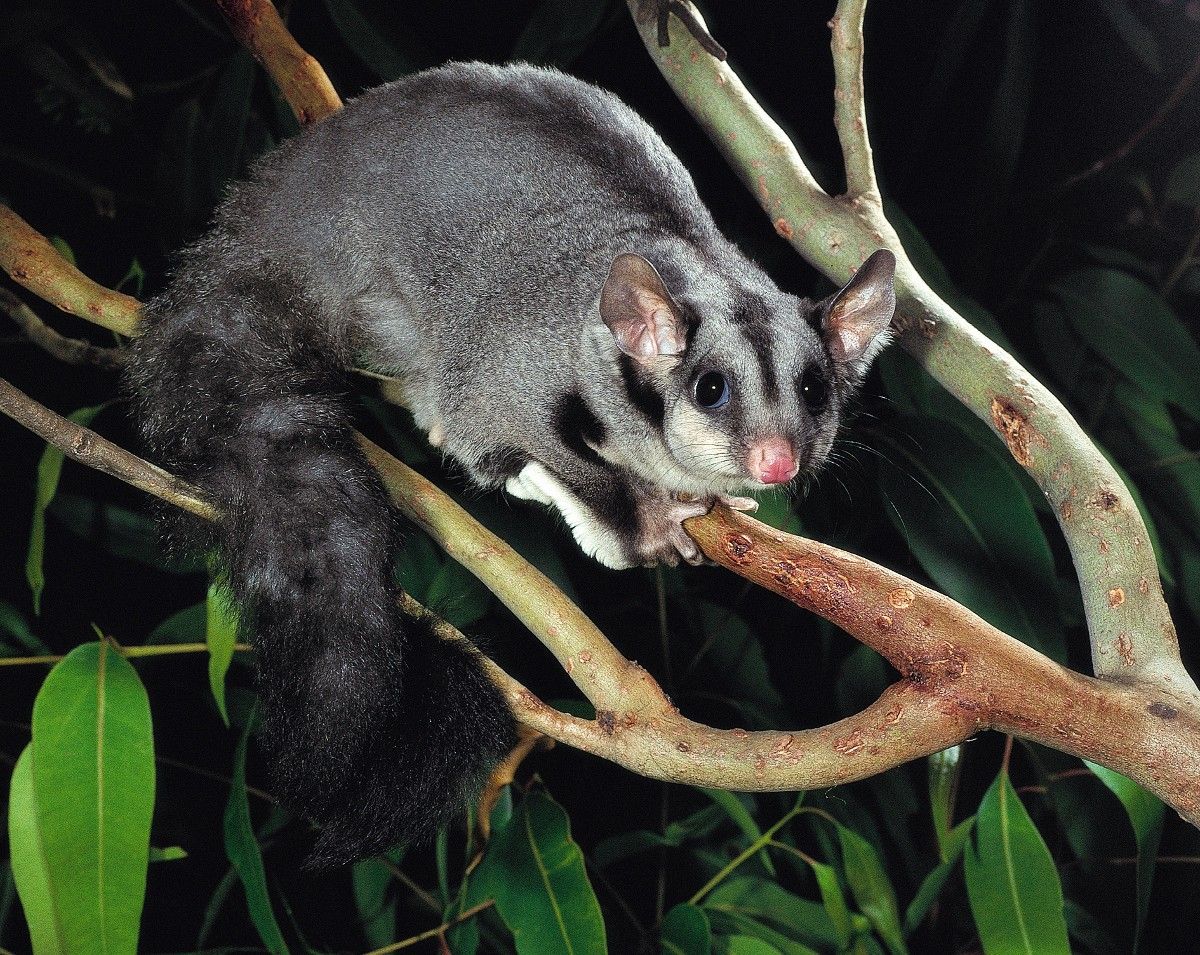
626 0 1194 697
212 0 341 125
0 377 978 796
359 436 668 714
0 205 139 337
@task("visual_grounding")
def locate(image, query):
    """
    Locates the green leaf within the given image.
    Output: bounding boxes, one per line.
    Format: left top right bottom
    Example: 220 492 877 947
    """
749 491 804 535
904 817 974 936
224 714 289 954
48 236 75 267
1091 0 1161 73
928 746 963 860
149 845 188 862
879 419 1064 660
1048 269 1200 422
706 877 840 951
692 602 787 725
206 582 239 726
719 935 785 955
836 823 908 955
699 789 775 877
29 642 155 954
149 600 207 644
352 857 397 950
49 494 187 572
1085 763 1164 952
474 789 606 955
662 903 712 955
8 745 63 955
0 600 50 654
808 860 852 948
426 558 491 630
114 257 146 297
511 0 612 67
26 404 105 613
707 910 818 955
1064 899 1123 955
964 770 1069 955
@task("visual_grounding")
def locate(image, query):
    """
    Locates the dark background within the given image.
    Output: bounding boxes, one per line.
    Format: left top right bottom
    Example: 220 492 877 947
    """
1 1 1198 952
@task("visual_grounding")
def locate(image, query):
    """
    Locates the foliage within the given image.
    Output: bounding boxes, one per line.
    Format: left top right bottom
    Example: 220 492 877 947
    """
0 0 1198 953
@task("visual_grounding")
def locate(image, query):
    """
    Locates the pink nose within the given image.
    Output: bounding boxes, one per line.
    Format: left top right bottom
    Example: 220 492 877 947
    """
747 438 799 485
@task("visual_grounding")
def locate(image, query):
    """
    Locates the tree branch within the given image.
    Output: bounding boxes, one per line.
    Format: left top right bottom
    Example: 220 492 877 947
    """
0 287 126 369
3 1 1199 831
0 205 139 337
829 0 880 202
212 0 341 125
625 0 1196 698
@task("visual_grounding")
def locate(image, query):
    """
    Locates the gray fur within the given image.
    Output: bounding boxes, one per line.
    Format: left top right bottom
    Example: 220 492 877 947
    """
127 62 894 862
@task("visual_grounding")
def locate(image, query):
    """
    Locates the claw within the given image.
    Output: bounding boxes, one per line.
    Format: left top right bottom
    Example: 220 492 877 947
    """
719 495 759 513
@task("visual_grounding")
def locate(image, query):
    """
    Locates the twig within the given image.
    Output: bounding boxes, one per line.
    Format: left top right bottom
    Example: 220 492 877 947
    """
1061 51 1200 191
830 0 881 202
0 287 125 369
0 641 251 667
0 376 216 521
361 899 494 955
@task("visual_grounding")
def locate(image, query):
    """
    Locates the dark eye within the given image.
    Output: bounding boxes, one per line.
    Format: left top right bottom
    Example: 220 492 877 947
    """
800 366 829 412
693 371 731 409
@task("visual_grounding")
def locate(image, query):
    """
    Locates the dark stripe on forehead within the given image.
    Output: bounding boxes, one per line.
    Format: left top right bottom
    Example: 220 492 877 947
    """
618 354 666 429
731 290 780 404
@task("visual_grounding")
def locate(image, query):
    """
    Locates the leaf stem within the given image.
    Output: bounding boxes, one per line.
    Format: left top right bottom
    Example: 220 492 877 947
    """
0 642 251 667
361 899 495 955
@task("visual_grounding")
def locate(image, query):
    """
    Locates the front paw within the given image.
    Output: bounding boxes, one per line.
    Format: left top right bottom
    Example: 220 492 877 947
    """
634 494 713 567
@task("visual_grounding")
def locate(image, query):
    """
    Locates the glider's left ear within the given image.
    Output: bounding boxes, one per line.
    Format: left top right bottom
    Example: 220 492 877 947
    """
821 249 896 364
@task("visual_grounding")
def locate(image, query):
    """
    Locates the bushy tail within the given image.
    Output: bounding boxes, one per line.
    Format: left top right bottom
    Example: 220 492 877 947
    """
126 268 515 866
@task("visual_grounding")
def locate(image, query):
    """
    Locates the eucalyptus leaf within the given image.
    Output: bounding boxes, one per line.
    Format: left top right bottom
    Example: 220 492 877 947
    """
879 419 1064 660
352 857 397 950
965 770 1070 954
836 823 908 955
320 0 431 80
699 789 775 877
662 903 713 955
474 789 606 955
0 600 50 654
8 745 62 955
1048 269 1200 422
705 877 840 951
207 581 239 726
511 0 612 67
707 910 818 955
224 715 289 954
1165 154 1200 208
206 49 256 196
29 642 155 954
1086 762 1164 953
903 817 973 936
1091 0 1161 73
26 404 105 613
